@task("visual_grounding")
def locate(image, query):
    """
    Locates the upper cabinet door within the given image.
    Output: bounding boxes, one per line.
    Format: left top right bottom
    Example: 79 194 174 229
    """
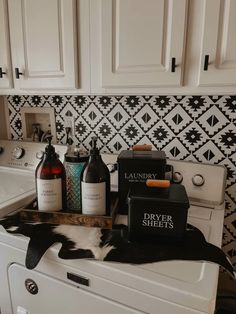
0 0 13 89
198 0 236 86
7 0 78 90
91 0 187 91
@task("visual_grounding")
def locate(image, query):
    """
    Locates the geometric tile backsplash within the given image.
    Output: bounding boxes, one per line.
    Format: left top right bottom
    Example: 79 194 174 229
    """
6 94 236 266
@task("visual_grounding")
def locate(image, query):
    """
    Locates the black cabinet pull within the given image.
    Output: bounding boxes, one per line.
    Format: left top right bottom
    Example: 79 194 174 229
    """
204 55 209 71
0 67 6 78
15 67 23 79
171 57 176 72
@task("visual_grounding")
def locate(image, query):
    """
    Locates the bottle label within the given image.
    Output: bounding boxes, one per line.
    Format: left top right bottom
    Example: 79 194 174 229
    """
37 178 62 212
81 182 106 215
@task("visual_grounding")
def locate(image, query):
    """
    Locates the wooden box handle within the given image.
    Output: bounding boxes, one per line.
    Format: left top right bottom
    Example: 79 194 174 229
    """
132 144 152 151
146 179 170 188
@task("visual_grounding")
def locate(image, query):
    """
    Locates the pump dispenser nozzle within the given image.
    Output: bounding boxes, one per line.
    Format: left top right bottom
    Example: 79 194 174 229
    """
90 137 99 155
45 136 55 156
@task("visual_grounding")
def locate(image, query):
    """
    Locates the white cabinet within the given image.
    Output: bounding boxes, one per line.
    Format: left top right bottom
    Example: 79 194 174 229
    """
91 0 187 93
197 0 236 86
91 0 236 94
8 0 78 90
0 0 12 90
2 0 236 94
0 0 90 94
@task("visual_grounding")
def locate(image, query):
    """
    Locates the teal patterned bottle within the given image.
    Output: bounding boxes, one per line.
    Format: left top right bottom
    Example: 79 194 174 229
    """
64 151 89 212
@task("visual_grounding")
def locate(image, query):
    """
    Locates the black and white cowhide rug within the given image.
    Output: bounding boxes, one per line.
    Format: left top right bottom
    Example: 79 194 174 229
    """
0 212 235 279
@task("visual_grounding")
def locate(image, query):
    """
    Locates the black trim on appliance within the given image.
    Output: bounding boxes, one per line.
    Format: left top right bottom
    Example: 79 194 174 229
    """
67 272 90 287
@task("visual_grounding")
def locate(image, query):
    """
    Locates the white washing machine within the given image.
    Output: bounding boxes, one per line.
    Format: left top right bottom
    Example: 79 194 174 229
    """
0 140 67 218
0 149 227 314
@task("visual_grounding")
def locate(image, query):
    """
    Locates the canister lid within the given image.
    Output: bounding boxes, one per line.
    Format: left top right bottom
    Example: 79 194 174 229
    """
118 150 166 160
128 183 189 208
65 151 89 163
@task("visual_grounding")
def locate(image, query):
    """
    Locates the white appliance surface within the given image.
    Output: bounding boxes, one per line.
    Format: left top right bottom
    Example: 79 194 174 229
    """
0 149 227 314
0 140 67 218
0 168 33 203
0 168 35 218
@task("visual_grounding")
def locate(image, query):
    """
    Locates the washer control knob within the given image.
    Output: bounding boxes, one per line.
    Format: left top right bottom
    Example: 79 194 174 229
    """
12 147 25 159
192 174 205 186
0 147 4 154
36 151 44 159
173 171 183 184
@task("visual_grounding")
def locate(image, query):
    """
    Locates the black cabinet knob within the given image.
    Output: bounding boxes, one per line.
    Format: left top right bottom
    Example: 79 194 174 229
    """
0 67 7 78
171 57 176 72
204 55 209 71
15 67 23 79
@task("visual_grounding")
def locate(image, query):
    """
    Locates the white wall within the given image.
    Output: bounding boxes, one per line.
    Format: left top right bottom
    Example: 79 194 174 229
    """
0 96 9 139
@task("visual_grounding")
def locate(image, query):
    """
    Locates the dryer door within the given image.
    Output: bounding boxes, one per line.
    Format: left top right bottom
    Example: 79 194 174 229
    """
8 263 142 314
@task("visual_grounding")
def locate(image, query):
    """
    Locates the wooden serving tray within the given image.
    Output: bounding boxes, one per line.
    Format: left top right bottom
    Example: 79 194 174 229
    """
20 193 118 229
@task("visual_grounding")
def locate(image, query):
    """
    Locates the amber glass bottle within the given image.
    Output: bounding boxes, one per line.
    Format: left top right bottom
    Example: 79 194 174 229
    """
35 138 66 211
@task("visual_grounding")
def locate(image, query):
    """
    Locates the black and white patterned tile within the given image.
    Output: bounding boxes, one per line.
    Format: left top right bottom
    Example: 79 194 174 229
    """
182 96 210 119
221 96 236 121
106 133 129 153
107 103 130 131
72 95 90 114
150 96 175 118
147 120 175 150
193 140 226 164
163 104 193 135
120 119 144 147
179 121 206 152
197 104 230 137
123 96 143 116
82 102 103 129
163 138 191 160
74 116 91 145
95 117 117 145
6 94 236 266
213 122 236 156
134 103 158 132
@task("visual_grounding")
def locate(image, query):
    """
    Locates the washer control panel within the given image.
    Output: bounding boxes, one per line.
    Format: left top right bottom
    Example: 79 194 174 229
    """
192 174 205 186
12 147 25 159
168 159 226 206
101 154 226 207
172 171 183 184
0 140 68 171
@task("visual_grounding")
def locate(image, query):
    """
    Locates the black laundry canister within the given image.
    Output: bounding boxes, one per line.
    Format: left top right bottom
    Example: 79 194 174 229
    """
127 183 189 242
118 150 166 214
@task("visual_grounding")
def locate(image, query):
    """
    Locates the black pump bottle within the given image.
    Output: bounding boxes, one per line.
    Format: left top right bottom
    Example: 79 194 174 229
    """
81 137 110 215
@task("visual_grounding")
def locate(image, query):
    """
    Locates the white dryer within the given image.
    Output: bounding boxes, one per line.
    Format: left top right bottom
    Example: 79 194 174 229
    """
0 140 67 218
0 149 228 314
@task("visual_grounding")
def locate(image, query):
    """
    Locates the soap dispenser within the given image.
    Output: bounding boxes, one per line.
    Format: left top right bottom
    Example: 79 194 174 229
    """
81 137 110 215
35 137 66 212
